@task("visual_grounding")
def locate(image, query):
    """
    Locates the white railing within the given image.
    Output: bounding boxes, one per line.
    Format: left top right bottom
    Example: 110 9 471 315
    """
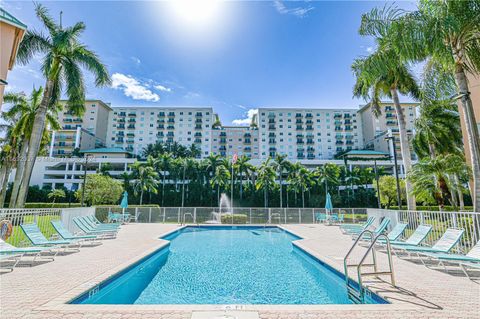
94 206 368 225
368 209 480 253
0 207 94 247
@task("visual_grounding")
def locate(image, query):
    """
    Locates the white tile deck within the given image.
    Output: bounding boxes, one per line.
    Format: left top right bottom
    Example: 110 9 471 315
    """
0 223 479 319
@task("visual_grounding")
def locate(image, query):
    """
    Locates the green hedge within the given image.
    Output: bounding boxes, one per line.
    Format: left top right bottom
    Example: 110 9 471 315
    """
24 202 82 208
389 205 473 211
221 214 247 224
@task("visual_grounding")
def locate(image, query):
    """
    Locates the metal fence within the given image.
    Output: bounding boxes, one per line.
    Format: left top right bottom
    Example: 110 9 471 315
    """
368 209 480 253
95 206 368 225
0 207 95 247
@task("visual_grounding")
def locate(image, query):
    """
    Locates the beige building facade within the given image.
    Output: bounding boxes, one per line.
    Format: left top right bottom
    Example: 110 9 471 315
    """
0 8 26 110
358 101 418 161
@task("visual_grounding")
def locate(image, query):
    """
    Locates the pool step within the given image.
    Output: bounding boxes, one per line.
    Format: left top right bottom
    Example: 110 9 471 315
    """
347 283 363 304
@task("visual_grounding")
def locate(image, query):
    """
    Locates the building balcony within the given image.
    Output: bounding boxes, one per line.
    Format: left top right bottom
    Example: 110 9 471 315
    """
168 112 175 117
167 119 175 123
157 125 165 129
296 139 304 144
267 113 275 118
115 139 124 143
126 139 135 144
219 138 227 144
344 114 351 119
194 139 202 144
126 146 134 151
126 133 135 137
335 141 344 145
295 113 302 118
306 139 314 144
118 112 126 117
307 154 315 159
195 119 202 123
296 125 303 130
128 113 136 117
297 154 305 159
344 120 351 125
117 124 125 129
158 112 165 117
118 118 126 123
268 125 276 130
306 126 313 131
167 125 175 130
346 141 354 145
63 118 73 123
307 147 315 152
305 113 313 118
195 125 202 130
345 135 353 139
195 112 203 117
334 114 342 119
166 138 174 143
220 132 227 137
305 120 313 125
268 119 275 124
219 146 227 151
157 132 164 137
194 133 202 137
244 133 251 138
344 126 353 131
244 139 251 144
128 119 136 123
295 119 303 124
385 113 396 118
116 132 124 137
72 118 82 123
127 125 135 129
244 147 251 152
385 106 394 111
386 120 397 126
269 139 276 144
167 132 174 137
157 119 165 124
269 147 276 152
53 142 75 147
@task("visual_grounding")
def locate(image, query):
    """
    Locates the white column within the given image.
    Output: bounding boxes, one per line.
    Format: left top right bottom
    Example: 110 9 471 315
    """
49 131 56 157
74 127 81 148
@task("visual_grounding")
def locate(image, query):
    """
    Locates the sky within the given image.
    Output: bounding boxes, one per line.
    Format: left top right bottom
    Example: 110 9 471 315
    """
2 0 417 125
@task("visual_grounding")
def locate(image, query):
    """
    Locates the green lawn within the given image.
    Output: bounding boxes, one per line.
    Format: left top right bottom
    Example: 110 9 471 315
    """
6 215 61 247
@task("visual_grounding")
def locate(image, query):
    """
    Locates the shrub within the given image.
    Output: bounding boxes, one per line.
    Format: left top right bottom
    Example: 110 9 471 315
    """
94 205 160 222
24 202 82 208
389 205 473 211
221 214 247 224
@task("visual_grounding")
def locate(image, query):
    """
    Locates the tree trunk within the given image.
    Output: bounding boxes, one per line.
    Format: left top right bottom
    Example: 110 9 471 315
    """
454 67 480 212
302 190 305 208
140 190 144 205
0 165 8 198
0 163 12 208
391 88 416 210
16 80 53 207
10 140 28 207
279 174 283 208
161 173 166 207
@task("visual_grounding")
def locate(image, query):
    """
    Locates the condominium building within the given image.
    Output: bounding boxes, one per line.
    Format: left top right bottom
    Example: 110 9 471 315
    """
106 107 214 157
256 108 362 160
358 102 418 160
49 100 112 157
211 126 259 158
0 8 26 110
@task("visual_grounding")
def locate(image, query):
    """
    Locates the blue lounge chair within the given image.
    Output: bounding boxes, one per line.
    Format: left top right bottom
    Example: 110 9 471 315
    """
393 228 465 263
315 213 327 223
0 238 55 267
375 222 408 243
73 217 117 239
422 240 480 279
353 218 391 240
82 216 119 231
20 224 79 252
340 216 375 234
51 220 101 246
87 215 120 228
389 224 433 246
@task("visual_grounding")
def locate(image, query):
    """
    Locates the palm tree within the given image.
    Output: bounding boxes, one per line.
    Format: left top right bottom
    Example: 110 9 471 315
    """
119 171 132 190
15 4 110 207
288 165 312 208
234 155 253 201
48 188 65 207
210 165 230 204
315 163 340 197
158 153 172 207
205 153 221 201
131 159 159 205
352 48 420 210
273 154 291 208
361 0 480 210
256 159 276 208
180 157 196 207
3 88 61 207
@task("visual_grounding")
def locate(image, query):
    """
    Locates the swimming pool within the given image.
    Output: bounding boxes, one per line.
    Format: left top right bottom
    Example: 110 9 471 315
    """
72 226 387 305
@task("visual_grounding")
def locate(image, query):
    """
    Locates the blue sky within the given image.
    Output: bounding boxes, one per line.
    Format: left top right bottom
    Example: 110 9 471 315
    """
2 0 416 125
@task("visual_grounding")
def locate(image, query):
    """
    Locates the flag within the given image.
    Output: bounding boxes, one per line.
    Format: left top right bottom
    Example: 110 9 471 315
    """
232 153 238 164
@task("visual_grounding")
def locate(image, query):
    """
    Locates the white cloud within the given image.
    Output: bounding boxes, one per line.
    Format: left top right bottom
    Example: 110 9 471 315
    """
366 46 374 53
232 109 258 126
273 1 314 18
111 73 160 102
154 84 172 92
130 56 141 65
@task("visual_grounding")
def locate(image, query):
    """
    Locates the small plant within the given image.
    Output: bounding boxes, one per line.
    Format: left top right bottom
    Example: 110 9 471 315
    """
221 214 247 224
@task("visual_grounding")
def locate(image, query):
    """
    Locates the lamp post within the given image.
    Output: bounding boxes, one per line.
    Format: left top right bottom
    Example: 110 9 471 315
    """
385 135 402 210
80 154 93 207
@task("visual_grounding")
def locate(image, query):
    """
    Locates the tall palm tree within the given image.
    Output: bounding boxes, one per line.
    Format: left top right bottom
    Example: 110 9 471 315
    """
352 47 420 210
210 165 230 204
288 165 312 208
131 159 159 205
3 88 61 207
158 153 172 207
234 155 253 201
205 153 221 202
181 157 196 207
361 0 480 210
15 4 110 207
256 158 276 208
315 163 340 197
273 154 290 208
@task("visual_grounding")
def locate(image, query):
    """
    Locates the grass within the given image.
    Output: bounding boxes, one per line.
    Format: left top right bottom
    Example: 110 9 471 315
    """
6 215 61 247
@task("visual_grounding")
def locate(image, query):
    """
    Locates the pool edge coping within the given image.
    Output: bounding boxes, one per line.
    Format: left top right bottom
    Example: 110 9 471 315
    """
36 224 421 313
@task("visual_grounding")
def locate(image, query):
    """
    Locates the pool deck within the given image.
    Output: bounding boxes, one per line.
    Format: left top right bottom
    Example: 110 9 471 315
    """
0 223 479 319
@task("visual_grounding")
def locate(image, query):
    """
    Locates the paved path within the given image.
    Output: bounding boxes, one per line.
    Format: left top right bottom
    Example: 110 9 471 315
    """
0 223 478 319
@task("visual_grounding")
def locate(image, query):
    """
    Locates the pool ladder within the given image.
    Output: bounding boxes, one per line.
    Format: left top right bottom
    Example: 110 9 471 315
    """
343 230 395 303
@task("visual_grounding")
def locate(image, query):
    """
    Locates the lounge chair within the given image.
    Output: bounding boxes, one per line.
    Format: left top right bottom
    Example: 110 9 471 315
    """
82 216 119 231
108 212 131 223
353 218 391 240
388 224 433 246
340 216 375 234
422 240 480 279
20 223 80 253
393 228 465 263
0 239 55 267
51 220 101 246
73 217 117 239
315 213 327 223
0 254 21 272
87 215 121 228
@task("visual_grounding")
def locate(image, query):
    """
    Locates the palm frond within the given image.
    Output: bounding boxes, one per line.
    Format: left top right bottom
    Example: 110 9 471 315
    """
72 45 111 86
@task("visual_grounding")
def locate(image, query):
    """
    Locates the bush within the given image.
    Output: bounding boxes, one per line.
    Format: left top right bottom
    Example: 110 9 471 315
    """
24 202 82 208
221 214 247 224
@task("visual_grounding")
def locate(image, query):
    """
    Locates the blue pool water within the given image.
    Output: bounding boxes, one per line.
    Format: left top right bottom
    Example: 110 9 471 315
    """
73 226 386 305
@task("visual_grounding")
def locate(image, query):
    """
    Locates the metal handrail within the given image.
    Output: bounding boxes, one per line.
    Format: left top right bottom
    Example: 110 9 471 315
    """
343 230 395 303
356 233 395 301
181 212 194 225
